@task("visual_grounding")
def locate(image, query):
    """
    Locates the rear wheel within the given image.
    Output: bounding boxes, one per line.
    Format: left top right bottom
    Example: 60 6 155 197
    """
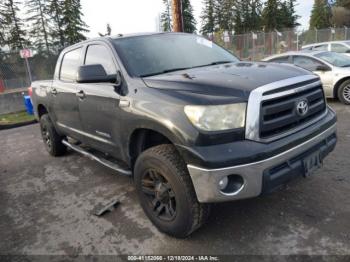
337 80 350 105
134 144 210 238
40 114 66 156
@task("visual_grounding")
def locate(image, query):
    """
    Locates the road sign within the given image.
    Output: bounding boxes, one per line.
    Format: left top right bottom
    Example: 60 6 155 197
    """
20 49 33 59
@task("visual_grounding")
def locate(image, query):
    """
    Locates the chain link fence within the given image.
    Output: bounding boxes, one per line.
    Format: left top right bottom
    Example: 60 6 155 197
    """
2 27 350 93
213 27 350 61
0 50 59 93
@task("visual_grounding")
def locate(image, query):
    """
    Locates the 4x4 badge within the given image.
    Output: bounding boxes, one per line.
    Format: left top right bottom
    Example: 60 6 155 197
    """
296 99 309 116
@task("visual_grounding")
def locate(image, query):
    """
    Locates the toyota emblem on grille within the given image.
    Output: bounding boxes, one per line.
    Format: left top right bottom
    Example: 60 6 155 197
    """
296 99 309 116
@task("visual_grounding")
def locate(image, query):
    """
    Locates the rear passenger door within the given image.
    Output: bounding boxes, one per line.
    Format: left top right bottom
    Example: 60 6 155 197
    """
77 43 124 156
51 47 84 139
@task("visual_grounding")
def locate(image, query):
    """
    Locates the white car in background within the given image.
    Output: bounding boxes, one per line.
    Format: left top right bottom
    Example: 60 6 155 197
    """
302 41 350 56
263 51 350 104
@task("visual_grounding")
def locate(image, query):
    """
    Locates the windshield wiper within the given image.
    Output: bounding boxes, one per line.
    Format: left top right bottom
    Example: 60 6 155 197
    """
140 61 234 77
193 60 234 69
140 67 192 77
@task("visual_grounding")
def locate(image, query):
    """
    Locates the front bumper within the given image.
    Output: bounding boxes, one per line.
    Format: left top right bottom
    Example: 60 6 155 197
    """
187 124 337 203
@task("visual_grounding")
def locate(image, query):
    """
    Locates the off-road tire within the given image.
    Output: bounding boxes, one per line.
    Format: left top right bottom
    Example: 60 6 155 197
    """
40 114 66 156
338 80 350 105
134 144 210 238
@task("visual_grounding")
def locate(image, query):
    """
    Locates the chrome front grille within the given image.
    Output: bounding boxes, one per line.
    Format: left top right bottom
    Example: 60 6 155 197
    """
260 83 326 138
245 75 327 143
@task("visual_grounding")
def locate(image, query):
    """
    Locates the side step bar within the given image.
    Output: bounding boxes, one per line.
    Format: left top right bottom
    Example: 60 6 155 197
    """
62 140 132 176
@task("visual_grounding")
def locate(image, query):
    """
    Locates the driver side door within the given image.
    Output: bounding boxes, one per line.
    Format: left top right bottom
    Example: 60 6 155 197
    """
292 55 333 95
77 43 125 158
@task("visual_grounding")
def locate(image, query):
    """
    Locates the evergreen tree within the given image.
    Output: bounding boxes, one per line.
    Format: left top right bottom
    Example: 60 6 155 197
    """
48 0 65 49
26 0 52 54
0 2 6 47
233 0 262 34
283 0 300 28
215 0 235 32
161 0 172 32
182 0 196 33
200 0 216 34
62 0 89 45
0 0 29 49
261 0 279 31
310 0 332 29
247 0 263 31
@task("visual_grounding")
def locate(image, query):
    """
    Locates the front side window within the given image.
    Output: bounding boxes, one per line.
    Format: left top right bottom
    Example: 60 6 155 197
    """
112 34 239 77
60 48 82 81
85 45 117 75
331 43 350 53
293 56 324 71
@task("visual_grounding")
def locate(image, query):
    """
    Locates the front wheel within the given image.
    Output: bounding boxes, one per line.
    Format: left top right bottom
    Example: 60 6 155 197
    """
338 80 350 105
134 144 210 238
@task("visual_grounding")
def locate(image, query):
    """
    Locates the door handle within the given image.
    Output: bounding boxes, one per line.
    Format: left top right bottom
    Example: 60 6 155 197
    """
76 90 86 99
51 88 58 95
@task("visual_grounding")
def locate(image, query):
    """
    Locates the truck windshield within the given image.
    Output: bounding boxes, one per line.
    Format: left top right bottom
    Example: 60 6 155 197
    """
112 34 239 77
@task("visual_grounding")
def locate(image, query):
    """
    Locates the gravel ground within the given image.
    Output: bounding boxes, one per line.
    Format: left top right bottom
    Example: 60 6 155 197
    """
0 101 349 259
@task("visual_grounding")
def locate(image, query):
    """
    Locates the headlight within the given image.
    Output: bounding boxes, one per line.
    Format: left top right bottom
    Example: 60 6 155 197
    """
184 103 246 131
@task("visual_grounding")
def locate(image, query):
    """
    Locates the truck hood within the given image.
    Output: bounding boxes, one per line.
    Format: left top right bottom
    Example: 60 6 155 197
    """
142 62 312 99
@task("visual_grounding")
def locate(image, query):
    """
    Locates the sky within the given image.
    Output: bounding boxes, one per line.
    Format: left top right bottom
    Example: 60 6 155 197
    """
81 0 314 38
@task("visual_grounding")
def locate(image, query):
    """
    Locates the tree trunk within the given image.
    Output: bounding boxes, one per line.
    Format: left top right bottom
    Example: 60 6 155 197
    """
172 0 183 32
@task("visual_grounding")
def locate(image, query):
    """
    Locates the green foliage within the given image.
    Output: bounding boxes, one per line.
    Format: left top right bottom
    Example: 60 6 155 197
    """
182 0 197 33
200 0 216 34
0 0 29 49
62 0 89 45
234 0 262 34
262 0 300 31
310 0 332 29
161 0 172 32
26 0 52 54
48 0 65 49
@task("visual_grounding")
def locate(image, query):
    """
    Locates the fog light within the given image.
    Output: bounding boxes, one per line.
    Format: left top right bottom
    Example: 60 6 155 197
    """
219 175 245 195
218 177 229 190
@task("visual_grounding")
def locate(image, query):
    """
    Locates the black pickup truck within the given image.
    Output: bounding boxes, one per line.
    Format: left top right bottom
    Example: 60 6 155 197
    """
31 33 337 238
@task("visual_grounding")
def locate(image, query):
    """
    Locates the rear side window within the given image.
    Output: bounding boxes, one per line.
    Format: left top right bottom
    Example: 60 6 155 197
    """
60 48 82 81
270 56 290 63
85 45 116 75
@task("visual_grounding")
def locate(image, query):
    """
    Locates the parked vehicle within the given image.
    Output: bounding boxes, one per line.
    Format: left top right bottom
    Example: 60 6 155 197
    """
30 33 337 238
263 51 350 104
302 41 350 56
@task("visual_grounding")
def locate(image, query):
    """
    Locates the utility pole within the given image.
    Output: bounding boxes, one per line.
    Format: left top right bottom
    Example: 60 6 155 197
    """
172 0 183 32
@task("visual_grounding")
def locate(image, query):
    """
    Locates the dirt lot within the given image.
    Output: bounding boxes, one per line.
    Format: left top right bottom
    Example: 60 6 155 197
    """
0 101 349 258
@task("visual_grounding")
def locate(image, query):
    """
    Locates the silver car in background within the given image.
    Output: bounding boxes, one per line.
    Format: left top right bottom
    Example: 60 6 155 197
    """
263 51 350 104
302 41 350 56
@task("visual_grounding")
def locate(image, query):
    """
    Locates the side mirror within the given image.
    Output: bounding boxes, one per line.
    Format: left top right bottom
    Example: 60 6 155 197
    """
315 65 331 72
77 64 117 83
